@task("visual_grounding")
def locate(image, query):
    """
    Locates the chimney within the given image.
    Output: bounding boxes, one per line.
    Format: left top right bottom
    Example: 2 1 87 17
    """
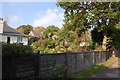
0 18 3 21
0 17 3 33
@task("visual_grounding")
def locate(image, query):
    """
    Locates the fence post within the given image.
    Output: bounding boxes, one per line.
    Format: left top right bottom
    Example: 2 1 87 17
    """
106 51 108 61
92 52 94 65
35 50 40 79
106 51 109 61
65 52 68 77
107 51 110 60
75 53 77 73
98 51 100 63
83 52 87 68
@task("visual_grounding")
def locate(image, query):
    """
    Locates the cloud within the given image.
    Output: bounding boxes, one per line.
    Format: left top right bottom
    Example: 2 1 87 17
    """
33 9 64 28
7 15 20 23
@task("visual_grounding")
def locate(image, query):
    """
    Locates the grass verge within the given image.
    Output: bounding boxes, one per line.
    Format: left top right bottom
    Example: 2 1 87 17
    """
69 57 118 78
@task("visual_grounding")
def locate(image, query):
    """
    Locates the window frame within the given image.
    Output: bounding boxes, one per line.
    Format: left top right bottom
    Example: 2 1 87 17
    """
17 37 23 43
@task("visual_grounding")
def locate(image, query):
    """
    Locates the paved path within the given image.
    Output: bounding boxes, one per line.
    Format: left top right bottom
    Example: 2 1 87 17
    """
90 58 120 78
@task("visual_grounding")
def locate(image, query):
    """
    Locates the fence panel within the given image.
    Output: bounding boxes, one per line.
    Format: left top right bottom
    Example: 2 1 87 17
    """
75 53 84 72
2 55 35 79
67 53 76 74
2 51 110 79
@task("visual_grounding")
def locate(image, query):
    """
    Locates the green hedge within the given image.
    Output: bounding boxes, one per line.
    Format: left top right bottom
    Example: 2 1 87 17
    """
2 42 33 57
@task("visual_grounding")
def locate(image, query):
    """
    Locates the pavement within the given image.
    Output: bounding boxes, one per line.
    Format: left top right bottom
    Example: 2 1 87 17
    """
90 58 120 78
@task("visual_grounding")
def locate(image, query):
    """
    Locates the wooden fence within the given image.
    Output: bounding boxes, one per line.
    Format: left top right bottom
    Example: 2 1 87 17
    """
2 51 110 79
115 48 120 58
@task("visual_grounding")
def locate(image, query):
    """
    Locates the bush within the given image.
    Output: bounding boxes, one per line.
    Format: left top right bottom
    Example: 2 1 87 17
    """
45 59 64 78
2 42 33 57
111 28 120 49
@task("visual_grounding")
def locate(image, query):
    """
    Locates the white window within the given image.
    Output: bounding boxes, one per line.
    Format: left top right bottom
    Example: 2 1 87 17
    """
17 37 22 42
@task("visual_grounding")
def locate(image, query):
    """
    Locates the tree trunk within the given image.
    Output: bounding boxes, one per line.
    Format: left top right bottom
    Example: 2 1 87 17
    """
102 35 107 50
77 34 81 51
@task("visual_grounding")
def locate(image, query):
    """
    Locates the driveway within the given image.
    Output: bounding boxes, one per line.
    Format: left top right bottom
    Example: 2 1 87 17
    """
90 58 120 78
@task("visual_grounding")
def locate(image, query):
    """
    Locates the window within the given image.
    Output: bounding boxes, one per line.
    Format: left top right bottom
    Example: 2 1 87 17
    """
17 37 22 42
7 37 10 43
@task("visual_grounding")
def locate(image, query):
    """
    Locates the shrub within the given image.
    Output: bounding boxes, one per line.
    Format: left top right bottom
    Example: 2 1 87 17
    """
2 42 33 57
45 59 64 78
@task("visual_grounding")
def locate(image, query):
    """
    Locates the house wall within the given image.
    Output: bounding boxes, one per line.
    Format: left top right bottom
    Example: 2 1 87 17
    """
0 35 7 42
0 34 28 45
11 37 17 43
22 38 28 45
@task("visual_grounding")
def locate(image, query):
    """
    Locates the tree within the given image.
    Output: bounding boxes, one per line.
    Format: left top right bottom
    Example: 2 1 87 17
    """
32 25 60 53
57 2 119 31
56 27 76 52
43 25 59 39
90 2 120 49
109 22 120 49
57 2 91 31
17 25 33 35
57 2 120 49
91 28 104 49
57 2 93 49
35 26 45 31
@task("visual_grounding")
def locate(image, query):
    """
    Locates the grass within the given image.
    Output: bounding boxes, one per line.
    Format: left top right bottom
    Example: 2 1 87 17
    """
68 56 118 78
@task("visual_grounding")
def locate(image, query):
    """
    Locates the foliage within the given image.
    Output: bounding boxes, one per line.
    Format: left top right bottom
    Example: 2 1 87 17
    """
31 26 76 53
35 26 45 31
45 59 64 78
57 2 93 48
57 2 91 32
112 31 120 49
57 2 120 49
31 26 93 53
31 38 58 53
110 25 120 49
91 28 104 46
17 24 33 35
43 25 59 39
31 40 47 52
2 42 33 57
31 2 120 53
90 2 120 49
57 28 75 42
89 2 119 31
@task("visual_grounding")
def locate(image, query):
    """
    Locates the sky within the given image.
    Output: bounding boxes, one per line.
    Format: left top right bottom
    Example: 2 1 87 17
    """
1 2 65 28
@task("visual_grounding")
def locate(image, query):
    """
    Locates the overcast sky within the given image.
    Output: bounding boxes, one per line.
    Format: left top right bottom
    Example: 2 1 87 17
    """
1 2 65 28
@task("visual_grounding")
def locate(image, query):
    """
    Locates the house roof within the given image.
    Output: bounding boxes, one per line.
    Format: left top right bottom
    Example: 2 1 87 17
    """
1 21 27 37
28 29 42 37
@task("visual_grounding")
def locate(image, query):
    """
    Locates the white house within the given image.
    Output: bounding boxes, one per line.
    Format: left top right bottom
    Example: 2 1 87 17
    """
80 42 90 46
0 18 28 45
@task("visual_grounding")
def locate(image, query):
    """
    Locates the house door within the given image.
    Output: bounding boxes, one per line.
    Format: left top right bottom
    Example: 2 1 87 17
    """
7 37 10 43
